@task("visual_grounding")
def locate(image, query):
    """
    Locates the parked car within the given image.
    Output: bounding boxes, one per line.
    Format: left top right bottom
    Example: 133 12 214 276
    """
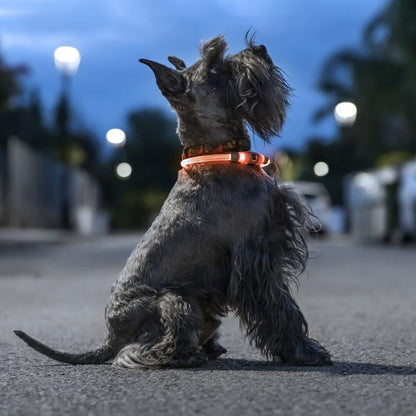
345 170 390 242
287 181 332 234
398 160 416 242
345 161 416 243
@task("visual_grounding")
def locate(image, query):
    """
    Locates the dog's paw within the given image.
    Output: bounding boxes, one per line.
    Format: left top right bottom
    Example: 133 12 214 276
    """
203 341 227 360
279 338 333 367
293 351 332 367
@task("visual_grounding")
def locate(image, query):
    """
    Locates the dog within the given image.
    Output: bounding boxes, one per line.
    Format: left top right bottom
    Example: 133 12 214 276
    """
15 34 332 368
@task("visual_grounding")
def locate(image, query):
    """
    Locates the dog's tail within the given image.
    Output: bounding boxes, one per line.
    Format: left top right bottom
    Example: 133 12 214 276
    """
14 330 114 365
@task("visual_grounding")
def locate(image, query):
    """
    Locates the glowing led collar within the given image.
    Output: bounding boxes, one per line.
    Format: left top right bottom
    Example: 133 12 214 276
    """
181 151 270 168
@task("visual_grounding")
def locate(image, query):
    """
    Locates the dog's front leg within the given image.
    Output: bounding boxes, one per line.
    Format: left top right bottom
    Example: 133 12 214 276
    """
231 279 332 366
269 289 332 366
199 315 227 359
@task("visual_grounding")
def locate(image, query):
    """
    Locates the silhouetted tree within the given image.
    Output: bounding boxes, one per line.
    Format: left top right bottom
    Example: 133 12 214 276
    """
314 0 416 167
102 108 182 228
1 89 53 152
304 0 416 204
0 54 30 147
124 108 182 189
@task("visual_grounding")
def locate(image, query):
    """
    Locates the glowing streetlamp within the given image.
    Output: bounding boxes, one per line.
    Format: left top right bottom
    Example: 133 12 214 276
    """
116 162 132 179
54 46 81 97
53 45 81 139
54 46 81 76
334 101 357 127
53 46 81 228
106 128 126 146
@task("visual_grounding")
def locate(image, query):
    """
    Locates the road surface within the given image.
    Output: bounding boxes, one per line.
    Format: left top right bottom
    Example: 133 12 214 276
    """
0 232 415 415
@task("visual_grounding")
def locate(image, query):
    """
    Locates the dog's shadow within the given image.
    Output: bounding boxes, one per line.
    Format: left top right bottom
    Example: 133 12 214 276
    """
31 358 416 376
195 358 416 376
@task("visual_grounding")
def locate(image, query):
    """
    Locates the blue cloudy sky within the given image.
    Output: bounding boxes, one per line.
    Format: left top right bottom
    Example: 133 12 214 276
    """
1 0 387 154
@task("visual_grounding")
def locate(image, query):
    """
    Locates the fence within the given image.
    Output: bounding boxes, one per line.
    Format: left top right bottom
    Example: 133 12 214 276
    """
2 137 107 234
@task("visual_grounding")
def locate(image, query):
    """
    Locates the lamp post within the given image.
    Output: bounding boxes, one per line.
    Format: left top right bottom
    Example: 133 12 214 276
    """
54 46 81 90
53 46 81 141
53 46 81 229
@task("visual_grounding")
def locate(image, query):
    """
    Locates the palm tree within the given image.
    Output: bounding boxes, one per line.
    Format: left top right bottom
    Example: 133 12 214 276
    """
314 0 416 168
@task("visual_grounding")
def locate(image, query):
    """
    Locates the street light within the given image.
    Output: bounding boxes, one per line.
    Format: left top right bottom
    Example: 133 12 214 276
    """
54 46 81 77
334 101 357 127
116 162 132 179
106 128 126 146
53 45 81 132
314 161 329 177
54 45 81 103
53 46 81 228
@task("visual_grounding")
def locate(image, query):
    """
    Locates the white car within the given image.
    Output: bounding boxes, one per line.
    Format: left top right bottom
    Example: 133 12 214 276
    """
398 161 416 242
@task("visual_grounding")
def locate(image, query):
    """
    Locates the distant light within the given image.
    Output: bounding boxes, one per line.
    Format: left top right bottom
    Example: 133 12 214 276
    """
377 167 397 185
274 151 289 166
314 161 329 177
54 46 81 76
354 172 376 191
106 128 126 146
115 162 132 179
334 101 357 127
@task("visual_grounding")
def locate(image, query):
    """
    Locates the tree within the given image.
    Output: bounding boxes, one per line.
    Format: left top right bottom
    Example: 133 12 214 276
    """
102 108 182 228
124 108 182 190
0 56 26 113
303 0 416 204
48 85 101 172
314 0 416 167
0 89 53 151
0 49 100 173
0 54 29 147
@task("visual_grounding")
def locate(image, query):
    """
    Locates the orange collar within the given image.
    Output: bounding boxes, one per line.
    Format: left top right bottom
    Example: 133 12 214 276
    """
181 151 270 168
182 138 251 159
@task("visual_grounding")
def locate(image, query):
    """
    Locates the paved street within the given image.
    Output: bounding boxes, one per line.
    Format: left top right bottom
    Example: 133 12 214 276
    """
0 232 415 416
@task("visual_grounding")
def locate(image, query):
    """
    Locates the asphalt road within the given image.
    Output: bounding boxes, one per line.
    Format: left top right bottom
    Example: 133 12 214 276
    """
0 232 415 416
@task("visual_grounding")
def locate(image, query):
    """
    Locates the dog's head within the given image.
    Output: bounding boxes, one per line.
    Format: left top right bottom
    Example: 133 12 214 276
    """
140 34 291 146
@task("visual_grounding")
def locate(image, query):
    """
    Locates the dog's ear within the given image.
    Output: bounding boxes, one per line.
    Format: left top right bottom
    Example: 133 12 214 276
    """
227 41 292 142
168 56 186 70
200 35 227 71
140 58 186 97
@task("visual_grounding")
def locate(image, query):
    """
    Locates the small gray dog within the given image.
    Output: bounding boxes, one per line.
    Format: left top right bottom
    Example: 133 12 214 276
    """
15 34 332 368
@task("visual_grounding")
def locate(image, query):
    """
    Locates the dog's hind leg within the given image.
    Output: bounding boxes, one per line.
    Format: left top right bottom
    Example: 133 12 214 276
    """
113 292 208 369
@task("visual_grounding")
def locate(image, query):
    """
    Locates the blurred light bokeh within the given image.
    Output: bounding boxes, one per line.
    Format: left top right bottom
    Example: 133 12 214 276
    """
54 46 81 76
334 102 357 127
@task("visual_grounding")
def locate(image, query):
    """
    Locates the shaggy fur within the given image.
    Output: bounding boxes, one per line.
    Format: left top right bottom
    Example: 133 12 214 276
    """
15 34 332 368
